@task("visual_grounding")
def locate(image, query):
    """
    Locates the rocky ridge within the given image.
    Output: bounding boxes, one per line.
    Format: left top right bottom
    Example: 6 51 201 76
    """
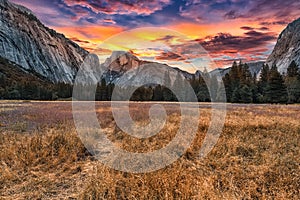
267 17 300 73
0 0 88 83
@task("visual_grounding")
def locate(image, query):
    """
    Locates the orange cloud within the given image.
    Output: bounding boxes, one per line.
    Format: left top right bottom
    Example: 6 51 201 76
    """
167 21 260 39
53 25 124 50
52 20 287 70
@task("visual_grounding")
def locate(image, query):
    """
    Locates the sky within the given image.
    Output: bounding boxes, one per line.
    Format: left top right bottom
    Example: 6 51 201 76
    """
10 0 300 72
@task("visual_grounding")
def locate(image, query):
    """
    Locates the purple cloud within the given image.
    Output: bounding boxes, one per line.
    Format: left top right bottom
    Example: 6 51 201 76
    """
63 0 172 16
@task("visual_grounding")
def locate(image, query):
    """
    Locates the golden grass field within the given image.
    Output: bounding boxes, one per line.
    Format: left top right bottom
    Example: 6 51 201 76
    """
0 101 299 199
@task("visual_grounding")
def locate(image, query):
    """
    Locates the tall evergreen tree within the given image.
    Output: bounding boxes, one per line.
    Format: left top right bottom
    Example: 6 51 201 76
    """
197 74 210 102
239 85 253 103
152 85 163 101
241 63 252 85
107 83 115 101
285 60 300 103
222 61 254 103
223 73 232 102
209 75 219 101
265 65 288 103
230 61 240 88
190 74 200 96
258 64 270 103
287 60 299 77
100 78 108 101
231 88 241 103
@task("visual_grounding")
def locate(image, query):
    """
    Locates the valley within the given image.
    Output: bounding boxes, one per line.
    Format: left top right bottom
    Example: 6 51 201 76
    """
0 101 299 199
0 0 300 199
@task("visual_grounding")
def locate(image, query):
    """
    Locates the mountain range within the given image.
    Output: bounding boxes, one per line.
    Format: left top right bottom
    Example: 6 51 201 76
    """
0 0 299 87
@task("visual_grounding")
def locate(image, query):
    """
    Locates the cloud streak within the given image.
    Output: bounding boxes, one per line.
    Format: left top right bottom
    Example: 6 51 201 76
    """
197 31 277 53
180 0 300 25
63 0 172 16
9 0 300 69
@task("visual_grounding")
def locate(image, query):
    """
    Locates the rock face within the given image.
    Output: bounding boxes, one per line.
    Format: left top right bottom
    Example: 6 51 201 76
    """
100 51 194 84
104 51 144 73
113 61 184 88
267 17 300 73
0 0 88 83
100 51 147 83
98 51 263 85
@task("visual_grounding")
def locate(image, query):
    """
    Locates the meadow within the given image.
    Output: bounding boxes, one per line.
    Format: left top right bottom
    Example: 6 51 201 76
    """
0 101 299 199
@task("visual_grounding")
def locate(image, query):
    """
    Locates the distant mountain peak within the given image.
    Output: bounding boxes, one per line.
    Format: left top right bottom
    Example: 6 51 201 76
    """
103 51 145 73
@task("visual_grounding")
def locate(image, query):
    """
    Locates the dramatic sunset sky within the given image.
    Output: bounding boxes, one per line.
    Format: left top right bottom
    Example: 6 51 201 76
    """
10 0 300 71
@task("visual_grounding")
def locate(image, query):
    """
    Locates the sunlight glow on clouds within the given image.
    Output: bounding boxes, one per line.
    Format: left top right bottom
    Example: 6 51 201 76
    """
10 0 300 70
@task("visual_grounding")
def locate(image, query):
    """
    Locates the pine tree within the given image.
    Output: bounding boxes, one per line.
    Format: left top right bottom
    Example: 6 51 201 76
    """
231 61 238 77
258 64 270 103
152 85 163 101
285 60 300 103
222 61 253 103
231 88 241 103
241 63 252 85
209 75 219 101
107 83 115 101
287 60 298 77
196 68 210 102
99 78 108 101
223 73 232 102
260 64 270 82
197 75 210 102
238 63 254 103
250 82 259 103
265 65 288 103
239 85 253 103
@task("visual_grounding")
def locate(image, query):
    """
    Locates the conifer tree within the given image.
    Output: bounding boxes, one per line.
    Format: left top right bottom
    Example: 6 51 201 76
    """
223 73 232 102
265 65 288 103
209 75 219 101
241 63 252 85
190 74 200 96
100 78 108 101
231 88 241 103
239 85 253 103
285 60 300 103
152 85 163 101
258 64 270 102
287 60 298 77
197 74 210 102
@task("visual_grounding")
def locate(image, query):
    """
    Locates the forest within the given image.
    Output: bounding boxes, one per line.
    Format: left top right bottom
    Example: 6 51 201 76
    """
1 56 300 104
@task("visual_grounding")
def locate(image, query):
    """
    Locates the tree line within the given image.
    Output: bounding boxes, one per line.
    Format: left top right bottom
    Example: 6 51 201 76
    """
222 60 300 103
74 60 300 104
1 59 300 104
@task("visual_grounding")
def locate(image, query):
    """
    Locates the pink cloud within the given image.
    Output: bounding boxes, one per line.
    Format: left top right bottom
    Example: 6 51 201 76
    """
63 0 172 16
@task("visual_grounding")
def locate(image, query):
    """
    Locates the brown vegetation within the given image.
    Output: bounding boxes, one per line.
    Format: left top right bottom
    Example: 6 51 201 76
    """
0 101 299 199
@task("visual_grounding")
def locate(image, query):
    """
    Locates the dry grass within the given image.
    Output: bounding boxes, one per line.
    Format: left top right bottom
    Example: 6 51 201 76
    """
0 101 299 199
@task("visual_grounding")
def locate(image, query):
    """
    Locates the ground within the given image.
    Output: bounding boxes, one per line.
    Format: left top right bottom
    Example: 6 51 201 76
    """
0 101 299 199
